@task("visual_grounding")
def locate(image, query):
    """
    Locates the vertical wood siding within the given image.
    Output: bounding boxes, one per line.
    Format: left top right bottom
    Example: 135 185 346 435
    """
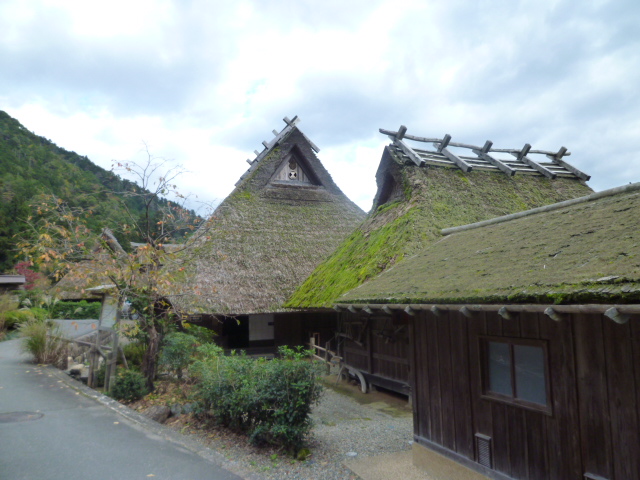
412 310 640 480
338 313 410 387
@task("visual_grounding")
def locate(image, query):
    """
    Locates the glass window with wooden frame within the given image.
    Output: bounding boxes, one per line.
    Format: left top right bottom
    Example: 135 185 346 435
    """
480 337 551 414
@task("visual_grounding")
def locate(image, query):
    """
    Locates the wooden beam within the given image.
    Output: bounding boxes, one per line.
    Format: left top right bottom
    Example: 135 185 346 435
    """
498 306 516 320
436 134 452 152
511 144 556 178
604 307 630 324
517 143 532 160
431 305 444 317
405 306 416 316
283 115 300 127
544 307 566 322
546 147 591 181
396 125 407 140
347 305 358 314
473 142 516 176
394 138 425 167
382 306 393 315
441 147 473 172
272 129 279 136
335 302 640 315
460 306 474 318
363 306 374 315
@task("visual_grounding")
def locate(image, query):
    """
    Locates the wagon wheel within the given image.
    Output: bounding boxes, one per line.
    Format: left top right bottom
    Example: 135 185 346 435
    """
348 368 368 394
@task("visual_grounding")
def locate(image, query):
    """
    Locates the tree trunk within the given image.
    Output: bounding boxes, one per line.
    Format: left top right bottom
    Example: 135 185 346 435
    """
142 322 160 391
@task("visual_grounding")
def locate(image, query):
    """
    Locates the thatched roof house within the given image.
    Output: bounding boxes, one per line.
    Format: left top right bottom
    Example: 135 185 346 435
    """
340 182 640 305
286 127 594 309
336 183 640 480
182 116 365 316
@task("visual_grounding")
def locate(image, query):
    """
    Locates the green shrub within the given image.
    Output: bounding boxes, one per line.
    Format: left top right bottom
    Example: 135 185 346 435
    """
182 324 216 343
159 332 199 380
18 318 67 367
30 307 48 321
192 346 323 453
93 363 106 388
50 300 101 319
0 294 19 331
110 369 148 402
5 309 37 330
121 341 146 370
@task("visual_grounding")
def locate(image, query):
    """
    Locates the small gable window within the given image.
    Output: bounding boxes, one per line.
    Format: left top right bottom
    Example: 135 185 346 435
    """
272 153 318 185
481 337 551 414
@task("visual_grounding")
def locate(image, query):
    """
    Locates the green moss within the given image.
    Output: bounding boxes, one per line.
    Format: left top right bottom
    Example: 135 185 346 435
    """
286 165 592 309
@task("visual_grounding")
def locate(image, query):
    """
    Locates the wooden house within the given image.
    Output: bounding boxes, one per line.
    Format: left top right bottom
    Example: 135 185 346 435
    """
286 126 593 394
178 116 365 351
337 182 640 480
0 274 25 293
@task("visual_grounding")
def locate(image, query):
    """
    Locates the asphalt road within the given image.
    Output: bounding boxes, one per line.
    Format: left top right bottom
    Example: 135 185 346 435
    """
0 338 244 480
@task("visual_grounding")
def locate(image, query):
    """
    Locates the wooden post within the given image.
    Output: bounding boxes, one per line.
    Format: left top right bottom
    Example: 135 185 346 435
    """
325 341 330 374
105 296 123 393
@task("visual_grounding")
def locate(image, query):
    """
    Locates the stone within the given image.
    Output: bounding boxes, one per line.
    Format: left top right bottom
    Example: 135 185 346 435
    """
143 405 171 424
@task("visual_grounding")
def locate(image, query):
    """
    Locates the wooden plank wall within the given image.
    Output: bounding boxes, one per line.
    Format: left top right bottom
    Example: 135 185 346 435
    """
412 310 640 480
338 313 410 385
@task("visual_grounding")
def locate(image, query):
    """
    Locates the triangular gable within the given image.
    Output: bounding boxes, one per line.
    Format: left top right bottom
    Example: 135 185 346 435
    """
235 115 320 188
269 145 321 187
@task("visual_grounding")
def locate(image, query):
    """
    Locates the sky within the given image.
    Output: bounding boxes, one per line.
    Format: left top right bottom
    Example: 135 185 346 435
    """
1 0 639 213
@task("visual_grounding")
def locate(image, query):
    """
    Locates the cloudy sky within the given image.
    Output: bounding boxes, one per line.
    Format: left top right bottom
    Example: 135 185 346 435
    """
1 0 639 212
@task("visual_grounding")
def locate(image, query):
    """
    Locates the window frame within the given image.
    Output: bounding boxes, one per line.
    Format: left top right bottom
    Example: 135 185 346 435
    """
479 336 552 415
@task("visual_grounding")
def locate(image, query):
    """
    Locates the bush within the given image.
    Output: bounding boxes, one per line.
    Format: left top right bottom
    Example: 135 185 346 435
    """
120 341 146 370
192 346 323 453
159 332 199 380
50 300 101 319
110 369 148 402
5 309 38 330
18 318 67 367
182 324 216 343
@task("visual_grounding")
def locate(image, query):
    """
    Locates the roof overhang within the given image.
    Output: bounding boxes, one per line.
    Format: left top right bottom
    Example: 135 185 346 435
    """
334 303 640 324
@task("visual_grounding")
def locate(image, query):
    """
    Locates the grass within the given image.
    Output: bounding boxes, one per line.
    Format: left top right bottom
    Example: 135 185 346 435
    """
18 319 67 367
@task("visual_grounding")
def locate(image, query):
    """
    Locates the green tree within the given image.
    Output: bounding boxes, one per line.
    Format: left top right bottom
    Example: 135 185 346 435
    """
18 152 211 391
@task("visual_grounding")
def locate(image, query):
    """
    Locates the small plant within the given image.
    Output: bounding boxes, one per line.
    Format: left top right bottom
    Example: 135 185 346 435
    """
93 363 106 388
110 369 148 402
121 341 146 370
159 332 199 380
18 318 67 367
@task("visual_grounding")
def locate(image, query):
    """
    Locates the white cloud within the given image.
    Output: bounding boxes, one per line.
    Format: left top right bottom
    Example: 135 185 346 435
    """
1 0 639 213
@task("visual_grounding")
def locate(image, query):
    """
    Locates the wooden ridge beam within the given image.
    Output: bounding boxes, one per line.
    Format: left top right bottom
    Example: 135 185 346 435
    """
473 141 516 176
393 138 425 167
379 127 586 179
546 147 590 181
435 134 473 172
512 144 556 179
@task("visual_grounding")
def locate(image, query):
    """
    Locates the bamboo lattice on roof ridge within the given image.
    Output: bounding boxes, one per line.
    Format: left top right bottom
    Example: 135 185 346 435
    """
380 126 590 181
236 116 320 187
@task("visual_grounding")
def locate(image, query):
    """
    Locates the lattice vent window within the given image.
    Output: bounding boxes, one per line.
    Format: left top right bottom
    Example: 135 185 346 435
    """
475 433 492 468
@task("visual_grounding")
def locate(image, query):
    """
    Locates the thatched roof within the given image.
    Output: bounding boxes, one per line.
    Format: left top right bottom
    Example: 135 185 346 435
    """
285 131 593 309
178 119 365 315
340 183 640 305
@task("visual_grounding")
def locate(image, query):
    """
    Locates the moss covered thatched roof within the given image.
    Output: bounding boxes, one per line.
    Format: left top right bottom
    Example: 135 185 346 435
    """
285 144 593 309
180 125 364 315
340 183 640 305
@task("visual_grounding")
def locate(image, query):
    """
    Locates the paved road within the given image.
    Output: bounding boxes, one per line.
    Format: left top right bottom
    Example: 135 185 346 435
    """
0 339 244 480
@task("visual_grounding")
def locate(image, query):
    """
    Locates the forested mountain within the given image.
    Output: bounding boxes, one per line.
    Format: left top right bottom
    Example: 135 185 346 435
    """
0 110 192 272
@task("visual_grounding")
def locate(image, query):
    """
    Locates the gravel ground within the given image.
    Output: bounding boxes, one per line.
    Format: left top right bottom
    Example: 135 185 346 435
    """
161 376 414 480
